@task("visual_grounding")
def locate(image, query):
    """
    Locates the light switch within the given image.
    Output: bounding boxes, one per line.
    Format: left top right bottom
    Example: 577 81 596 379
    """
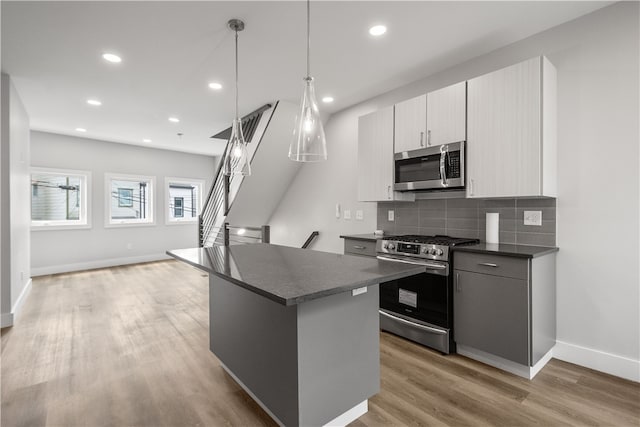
335 203 341 218
344 210 351 220
355 210 364 221
524 210 542 226
388 210 395 221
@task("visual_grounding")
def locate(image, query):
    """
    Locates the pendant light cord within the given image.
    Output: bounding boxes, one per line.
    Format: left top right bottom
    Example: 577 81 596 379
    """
306 0 310 78
235 29 239 119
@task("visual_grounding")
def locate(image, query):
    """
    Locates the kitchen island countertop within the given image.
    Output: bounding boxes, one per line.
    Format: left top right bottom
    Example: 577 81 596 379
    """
168 243 423 306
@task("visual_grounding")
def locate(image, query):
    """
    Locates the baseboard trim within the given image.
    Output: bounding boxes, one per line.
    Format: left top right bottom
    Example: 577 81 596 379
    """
554 340 640 382
457 344 553 379
12 278 32 322
1 278 33 328
31 253 171 276
1 313 14 328
219 361 285 427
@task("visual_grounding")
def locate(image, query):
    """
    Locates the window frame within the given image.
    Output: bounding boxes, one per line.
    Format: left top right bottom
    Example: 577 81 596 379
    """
164 177 204 225
105 173 156 228
30 166 91 231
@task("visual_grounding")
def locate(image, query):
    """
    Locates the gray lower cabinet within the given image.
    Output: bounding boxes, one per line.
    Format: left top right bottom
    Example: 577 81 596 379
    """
453 251 556 368
343 238 377 258
454 270 530 365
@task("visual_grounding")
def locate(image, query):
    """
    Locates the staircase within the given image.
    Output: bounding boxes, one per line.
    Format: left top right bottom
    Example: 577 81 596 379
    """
199 100 300 247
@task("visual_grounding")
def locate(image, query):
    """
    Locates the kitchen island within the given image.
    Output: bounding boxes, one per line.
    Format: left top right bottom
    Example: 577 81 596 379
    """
168 243 423 427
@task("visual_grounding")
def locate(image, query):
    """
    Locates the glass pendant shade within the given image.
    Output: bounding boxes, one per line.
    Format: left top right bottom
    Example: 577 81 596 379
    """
223 118 251 176
289 76 327 162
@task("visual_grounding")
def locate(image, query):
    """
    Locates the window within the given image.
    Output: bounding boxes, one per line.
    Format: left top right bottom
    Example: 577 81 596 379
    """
174 197 184 217
117 188 134 207
31 167 90 229
165 177 204 224
106 173 155 226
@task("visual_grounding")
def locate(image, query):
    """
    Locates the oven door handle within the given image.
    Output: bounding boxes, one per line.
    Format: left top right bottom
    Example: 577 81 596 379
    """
379 310 447 335
376 255 446 270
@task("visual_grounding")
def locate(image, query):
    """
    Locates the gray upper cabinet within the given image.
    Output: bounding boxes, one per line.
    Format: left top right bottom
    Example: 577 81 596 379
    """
394 94 427 153
357 107 414 202
426 81 467 147
467 56 557 198
394 82 467 154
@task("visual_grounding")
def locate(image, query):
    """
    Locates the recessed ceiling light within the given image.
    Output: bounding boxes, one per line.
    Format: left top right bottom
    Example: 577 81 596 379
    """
168 117 180 123
102 53 122 63
75 128 87 133
143 138 152 143
87 99 102 106
208 82 223 90
322 96 334 103
369 25 387 36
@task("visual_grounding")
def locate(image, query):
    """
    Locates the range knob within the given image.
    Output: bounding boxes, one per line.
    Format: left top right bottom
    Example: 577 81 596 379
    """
436 249 444 256
387 243 395 251
429 248 437 255
421 246 429 254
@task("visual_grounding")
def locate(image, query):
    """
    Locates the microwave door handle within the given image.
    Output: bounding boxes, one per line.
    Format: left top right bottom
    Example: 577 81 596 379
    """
440 150 448 186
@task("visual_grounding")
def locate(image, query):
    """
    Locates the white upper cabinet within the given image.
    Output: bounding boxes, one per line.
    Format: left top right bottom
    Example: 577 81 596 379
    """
467 56 557 198
426 81 466 146
394 94 427 153
358 107 414 202
394 82 467 153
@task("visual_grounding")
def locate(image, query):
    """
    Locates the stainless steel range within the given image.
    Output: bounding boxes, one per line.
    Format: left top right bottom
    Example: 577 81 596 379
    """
376 235 479 353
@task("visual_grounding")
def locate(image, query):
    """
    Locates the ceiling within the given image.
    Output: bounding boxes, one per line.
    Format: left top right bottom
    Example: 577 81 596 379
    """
2 1 610 157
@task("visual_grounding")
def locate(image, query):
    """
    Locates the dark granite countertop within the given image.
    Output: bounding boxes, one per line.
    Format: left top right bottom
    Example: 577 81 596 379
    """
339 233 387 242
453 243 559 259
167 244 424 306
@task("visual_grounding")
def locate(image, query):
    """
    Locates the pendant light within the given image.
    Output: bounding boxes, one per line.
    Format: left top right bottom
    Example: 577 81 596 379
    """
223 19 251 176
289 0 327 162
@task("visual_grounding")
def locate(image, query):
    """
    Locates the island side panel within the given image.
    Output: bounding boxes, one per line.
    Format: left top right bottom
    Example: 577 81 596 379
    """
297 284 380 426
531 254 556 365
209 276 299 426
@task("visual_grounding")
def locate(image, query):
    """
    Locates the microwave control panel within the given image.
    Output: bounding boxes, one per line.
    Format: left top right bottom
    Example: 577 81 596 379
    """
448 152 461 178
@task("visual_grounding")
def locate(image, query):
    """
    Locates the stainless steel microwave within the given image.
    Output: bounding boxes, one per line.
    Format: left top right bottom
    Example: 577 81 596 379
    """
394 141 465 191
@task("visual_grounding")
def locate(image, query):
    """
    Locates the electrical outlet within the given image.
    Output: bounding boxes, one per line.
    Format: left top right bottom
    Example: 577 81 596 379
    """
352 287 367 296
127 243 133 250
388 210 395 221
344 210 351 220
355 210 364 221
524 210 542 226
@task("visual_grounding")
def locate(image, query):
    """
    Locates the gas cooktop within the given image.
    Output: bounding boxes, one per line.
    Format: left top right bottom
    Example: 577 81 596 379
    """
384 235 479 246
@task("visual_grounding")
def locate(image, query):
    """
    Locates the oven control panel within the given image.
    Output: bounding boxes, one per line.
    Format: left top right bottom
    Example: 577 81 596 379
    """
376 240 449 262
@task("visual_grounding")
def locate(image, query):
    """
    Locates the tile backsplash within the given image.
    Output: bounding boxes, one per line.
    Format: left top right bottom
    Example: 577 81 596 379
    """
377 198 556 247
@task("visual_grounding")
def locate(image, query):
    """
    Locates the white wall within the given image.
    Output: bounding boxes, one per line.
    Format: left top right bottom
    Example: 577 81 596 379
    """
30 131 216 275
1 73 32 327
268 3 639 381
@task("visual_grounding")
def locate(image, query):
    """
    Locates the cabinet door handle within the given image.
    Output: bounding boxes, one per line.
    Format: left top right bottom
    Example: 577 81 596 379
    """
469 178 474 196
419 131 425 147
353 245 366 250
427 129 431 146
387 185 391 199
478 262 498 267
456 272 461 292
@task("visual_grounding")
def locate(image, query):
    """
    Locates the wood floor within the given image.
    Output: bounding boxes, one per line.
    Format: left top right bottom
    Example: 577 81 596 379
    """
2 260 638 427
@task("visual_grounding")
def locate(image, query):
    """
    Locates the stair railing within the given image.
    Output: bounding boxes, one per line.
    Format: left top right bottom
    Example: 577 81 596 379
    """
199 104 274 247
302 231 320 249
222 223 270 246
